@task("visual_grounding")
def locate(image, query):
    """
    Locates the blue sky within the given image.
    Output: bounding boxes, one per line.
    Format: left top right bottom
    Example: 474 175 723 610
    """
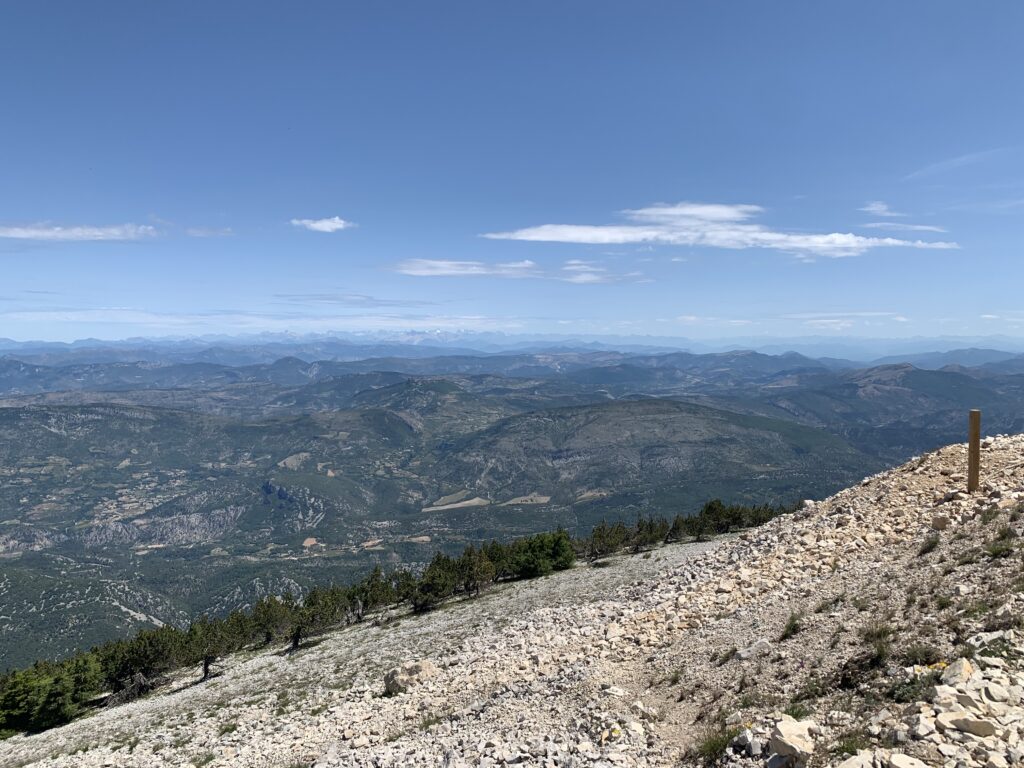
2 1 1023 343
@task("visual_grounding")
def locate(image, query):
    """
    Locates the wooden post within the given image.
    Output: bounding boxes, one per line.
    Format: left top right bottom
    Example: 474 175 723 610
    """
968 409 981 493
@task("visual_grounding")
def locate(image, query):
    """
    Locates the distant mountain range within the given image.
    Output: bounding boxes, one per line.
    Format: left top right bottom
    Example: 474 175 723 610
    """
5 331 1024 365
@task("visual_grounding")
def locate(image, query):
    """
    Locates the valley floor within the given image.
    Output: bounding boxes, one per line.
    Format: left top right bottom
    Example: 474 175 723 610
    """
3 436 1024 768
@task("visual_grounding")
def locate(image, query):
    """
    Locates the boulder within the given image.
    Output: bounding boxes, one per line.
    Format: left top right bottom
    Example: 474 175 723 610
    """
941 658 974 686
738 638 773 660
948 715 997 737
384 660 439 695
889 754 929 768
837 752 873 768
769 718 816 765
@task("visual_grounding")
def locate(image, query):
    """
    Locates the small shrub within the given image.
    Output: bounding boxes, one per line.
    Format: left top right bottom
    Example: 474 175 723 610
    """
918 534 940 556
857 622 895 670
784 701 812 719
887 670 941 703
218 722 238 736
419 713 444 730
957 550 980 566
985 539 1014 559
860 621 895 644
780 611 804 641
716 647 737 666
903 643 942 666
832 729 870 756
815 594 844 613
793 675 828 702
693 724 740 766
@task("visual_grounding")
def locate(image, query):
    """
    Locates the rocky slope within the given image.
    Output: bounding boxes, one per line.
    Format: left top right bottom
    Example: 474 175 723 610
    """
3 435 1023 768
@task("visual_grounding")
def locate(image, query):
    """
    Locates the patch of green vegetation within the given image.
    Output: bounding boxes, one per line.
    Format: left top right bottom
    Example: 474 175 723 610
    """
979 507 1001 525
861 621 895 644
713 647 738 666
218 721 238 736
918 534 940 556
985 527 1018 559
793 675 829 702
780 611 804 641
784 701 812 719
832 729 870 756
419 712 446 730
957 550 981 566
903 643 942 666
693 724 740 766
857 621 895 669
275 691 290 716
887 670 941 703
814 593 844 613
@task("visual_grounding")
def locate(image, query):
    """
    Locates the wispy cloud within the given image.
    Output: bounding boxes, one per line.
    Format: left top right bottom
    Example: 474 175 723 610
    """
782 311 910 330
863 222 947 233
904 148 1011 181
559 259 642 284
394 259 539 278
0 223 157 241
185 226 233 237
782 311 907 320
483 202 957 258
676 314 754 327
273 291 435 308
290 216 355 233
858 201 906 217
0 307 526 334
394 258 645 284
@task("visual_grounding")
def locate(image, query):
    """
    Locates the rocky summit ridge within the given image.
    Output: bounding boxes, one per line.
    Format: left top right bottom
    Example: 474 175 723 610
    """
3 435 1024 768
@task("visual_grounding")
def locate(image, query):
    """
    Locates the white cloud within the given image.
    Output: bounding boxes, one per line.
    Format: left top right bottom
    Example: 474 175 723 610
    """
858 201 906 217
186 226 233 237
863 222 947 233
804 318 855 330
394 259 539 278
782 311 912 330
782 311 905 320
290 216 355 233
561 259 613 284
0 307 526 334
675 314 755 327
394 257 646 284
273 291 435 308
483 201 957 258
0 223 157 241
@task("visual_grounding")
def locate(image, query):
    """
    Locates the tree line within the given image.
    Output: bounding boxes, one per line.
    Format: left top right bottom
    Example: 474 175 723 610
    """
0 498 793 736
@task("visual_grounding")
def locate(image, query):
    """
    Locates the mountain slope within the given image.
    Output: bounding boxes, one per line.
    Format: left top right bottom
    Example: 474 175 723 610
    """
3 435 1022 767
